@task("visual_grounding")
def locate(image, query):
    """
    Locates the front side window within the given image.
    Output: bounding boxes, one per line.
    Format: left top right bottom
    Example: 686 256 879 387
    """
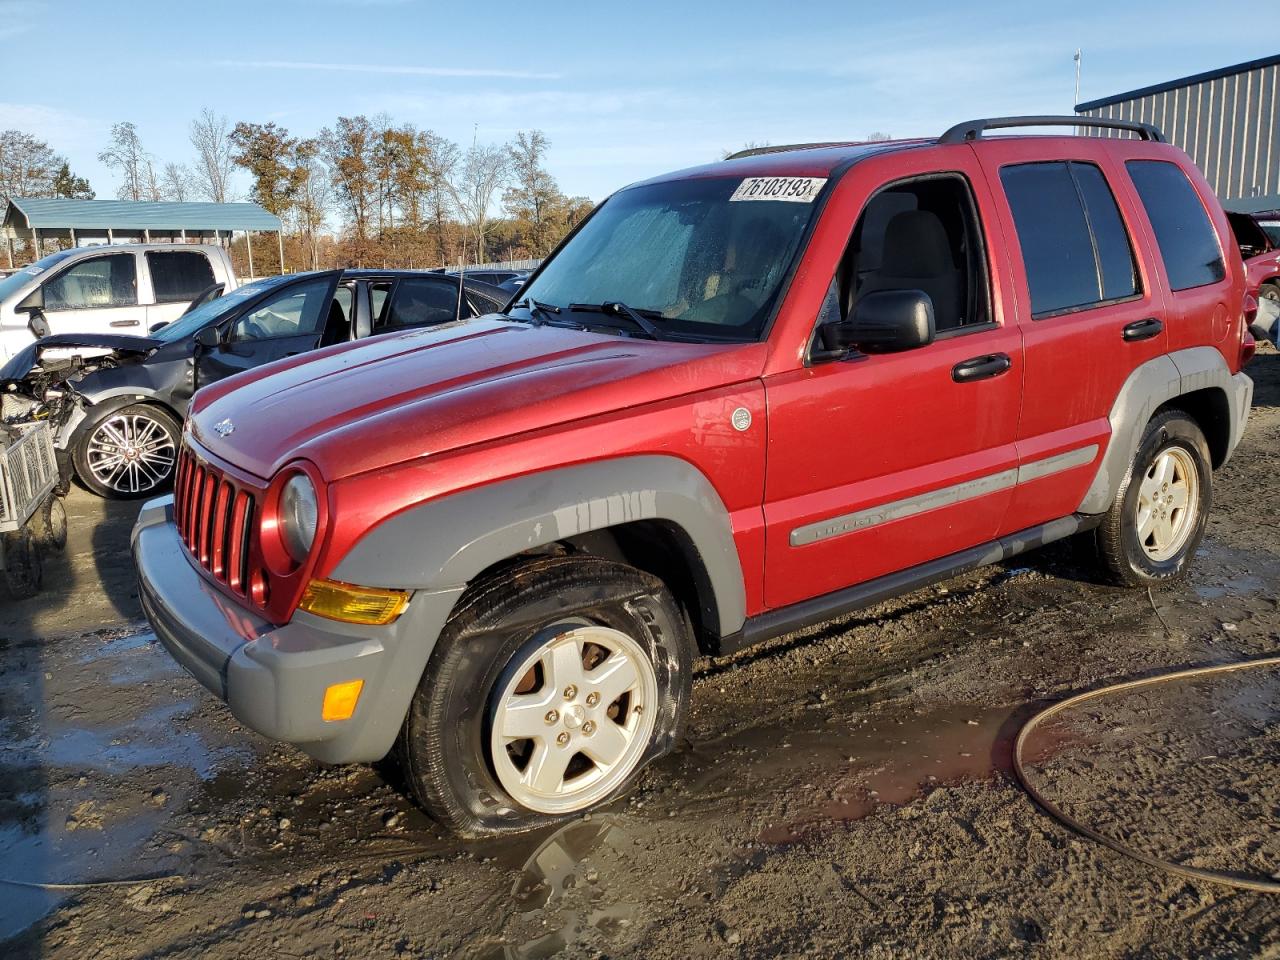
831 174 990 332
44 254 138 310
1126 160 1226 292
1000 161 1139 317
1259 219 1280 248
146 251 215 303
231 277 333 341
520 175 824 340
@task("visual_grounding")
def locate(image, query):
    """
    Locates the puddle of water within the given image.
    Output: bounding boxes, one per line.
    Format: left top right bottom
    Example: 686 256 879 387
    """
1189 538 1277 600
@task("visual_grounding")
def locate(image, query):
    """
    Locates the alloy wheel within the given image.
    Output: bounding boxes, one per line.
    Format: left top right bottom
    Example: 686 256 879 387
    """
85 413 177 496
1135 446 1199 562
489 624 658 814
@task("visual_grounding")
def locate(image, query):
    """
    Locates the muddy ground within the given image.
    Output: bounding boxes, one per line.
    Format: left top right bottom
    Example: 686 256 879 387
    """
2 349 1278 960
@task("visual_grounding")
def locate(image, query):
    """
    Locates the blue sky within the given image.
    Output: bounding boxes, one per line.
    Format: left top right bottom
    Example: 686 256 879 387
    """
1 0 1273 204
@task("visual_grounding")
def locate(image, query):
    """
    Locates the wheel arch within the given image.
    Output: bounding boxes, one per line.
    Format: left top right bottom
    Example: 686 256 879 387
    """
1078 346 1250 514
330 455 748 642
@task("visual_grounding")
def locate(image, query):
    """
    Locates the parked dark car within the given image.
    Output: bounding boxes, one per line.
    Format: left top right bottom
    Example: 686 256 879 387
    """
0 270 506 498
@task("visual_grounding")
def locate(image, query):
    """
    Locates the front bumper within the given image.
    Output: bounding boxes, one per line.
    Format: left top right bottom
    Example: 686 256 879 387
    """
132 496 463 764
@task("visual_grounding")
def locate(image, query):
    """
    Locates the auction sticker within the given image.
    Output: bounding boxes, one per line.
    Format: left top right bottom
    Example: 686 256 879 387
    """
729 176 827 203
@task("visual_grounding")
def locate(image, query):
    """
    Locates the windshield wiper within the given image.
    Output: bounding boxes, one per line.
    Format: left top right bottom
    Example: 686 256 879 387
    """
569 301 664 340
511 298 562 327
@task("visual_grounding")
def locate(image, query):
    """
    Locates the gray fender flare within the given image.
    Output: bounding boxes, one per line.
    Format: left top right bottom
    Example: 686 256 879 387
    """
333 454 749 636
1078 346 1250 514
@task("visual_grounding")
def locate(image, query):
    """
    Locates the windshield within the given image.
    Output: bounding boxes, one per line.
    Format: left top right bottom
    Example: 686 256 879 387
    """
518 175 826 340
0 249 78 303
152 275 291 343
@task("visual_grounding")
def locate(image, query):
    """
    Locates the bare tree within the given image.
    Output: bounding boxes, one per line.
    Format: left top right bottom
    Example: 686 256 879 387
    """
448 140 509 264
99 121 150 201
0 130 66 201
190 108 235 203
160 162 193 201
293 142 331 270
504 130 567 257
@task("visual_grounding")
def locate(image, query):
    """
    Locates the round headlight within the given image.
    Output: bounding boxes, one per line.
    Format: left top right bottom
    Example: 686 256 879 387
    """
279 473 318 563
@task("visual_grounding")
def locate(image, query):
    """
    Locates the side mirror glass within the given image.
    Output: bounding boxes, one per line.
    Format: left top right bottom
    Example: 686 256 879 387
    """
820 289 936 356
194 325 221 349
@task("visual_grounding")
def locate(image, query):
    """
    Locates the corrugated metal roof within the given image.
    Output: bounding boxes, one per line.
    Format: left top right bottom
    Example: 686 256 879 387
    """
1075 53 1280 112
5 197 281 231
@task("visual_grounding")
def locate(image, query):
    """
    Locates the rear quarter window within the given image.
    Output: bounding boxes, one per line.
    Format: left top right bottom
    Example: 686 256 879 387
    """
1125 160 1226 292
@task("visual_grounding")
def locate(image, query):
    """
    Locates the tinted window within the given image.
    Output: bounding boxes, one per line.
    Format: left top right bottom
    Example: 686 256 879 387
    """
1001 162 1138 317
382 278 461 330
44 254 137 309
146 251 215 303
1126 160 1225 291
1073 164 1138 301
231 277 333 341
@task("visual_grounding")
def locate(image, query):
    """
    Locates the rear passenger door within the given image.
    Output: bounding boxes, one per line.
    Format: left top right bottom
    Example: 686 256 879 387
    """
144 250 216 330
974 140 1169 534
374 276 468 333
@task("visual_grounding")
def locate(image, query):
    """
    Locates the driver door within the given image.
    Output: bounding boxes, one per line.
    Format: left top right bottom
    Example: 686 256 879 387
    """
195 272 342 390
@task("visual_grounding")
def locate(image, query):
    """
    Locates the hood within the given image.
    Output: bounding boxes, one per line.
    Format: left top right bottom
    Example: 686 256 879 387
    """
190 317 765 481
0 332 160 381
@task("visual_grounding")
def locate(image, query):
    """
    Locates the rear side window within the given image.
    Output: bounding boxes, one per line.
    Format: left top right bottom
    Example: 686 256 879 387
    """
146 251 216 303
1000 162 1138 317
381 278 463 330
1126 160 1226 291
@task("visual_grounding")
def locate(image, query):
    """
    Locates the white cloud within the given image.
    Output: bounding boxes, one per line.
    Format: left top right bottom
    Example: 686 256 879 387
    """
215 59 561 81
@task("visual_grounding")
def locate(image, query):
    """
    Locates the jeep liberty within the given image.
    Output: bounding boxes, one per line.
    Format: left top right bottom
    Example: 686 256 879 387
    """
134 116 1255 836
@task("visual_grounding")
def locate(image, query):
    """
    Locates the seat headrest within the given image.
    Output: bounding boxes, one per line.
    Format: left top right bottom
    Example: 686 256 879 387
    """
880 210 954 278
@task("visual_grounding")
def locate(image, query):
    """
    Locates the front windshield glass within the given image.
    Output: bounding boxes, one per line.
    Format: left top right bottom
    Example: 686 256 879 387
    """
0 249 77 302
518 175 826 340
152 275 290 343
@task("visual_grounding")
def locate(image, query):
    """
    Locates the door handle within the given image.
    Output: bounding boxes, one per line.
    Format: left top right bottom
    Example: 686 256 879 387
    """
1122 317 1163 342
952 353 1012 383
109 319 140 327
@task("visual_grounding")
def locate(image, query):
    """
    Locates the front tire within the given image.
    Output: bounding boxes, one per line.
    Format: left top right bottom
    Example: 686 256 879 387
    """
74 403 181 499
396 555 693 837
1095 410 1211 586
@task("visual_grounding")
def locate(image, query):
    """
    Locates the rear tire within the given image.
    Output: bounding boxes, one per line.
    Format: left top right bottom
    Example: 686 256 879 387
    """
1095 410 1211 586
74 403 181 500
396 555 693 838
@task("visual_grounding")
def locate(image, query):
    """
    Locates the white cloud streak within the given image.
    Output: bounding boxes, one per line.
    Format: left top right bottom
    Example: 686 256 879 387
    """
215 59 561 81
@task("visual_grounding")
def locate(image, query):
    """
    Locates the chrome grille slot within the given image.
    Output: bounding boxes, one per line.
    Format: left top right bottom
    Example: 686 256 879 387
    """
172 443 257 598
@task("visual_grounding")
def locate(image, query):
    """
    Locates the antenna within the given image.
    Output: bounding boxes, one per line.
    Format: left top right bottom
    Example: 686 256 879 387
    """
1074 49 1082 106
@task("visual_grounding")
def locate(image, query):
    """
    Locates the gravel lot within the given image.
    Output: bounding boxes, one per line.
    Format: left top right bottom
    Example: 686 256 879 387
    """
2 347 1277 960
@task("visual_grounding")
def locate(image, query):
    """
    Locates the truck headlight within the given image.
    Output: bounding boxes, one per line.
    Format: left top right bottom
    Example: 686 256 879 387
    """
279 473 318 563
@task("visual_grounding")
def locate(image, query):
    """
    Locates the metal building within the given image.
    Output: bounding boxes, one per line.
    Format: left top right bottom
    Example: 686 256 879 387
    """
0 197 283 271
1075 53 1280 212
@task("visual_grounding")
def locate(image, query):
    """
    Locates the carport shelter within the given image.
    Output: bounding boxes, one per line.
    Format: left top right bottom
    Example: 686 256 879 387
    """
1 198 283 273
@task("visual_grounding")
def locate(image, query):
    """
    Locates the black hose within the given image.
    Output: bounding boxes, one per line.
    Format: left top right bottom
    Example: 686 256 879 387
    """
1013 654 1280 894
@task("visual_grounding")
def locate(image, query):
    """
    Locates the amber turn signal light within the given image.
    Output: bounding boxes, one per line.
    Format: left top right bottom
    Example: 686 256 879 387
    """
322 679 364 722
298 578 409 625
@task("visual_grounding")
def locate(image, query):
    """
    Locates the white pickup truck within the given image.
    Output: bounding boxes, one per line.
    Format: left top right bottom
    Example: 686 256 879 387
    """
0 244 238 362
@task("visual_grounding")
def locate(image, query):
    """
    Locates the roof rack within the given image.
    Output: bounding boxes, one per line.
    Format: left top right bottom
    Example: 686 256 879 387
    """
725 141 859 160
939 115 1165 145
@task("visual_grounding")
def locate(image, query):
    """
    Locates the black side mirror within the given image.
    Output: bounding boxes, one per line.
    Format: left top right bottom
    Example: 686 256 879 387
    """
28 312 49 338
819 289 936 357
194 326 221 349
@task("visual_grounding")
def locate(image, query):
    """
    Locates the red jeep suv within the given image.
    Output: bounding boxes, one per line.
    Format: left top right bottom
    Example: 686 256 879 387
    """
134 116 1254 837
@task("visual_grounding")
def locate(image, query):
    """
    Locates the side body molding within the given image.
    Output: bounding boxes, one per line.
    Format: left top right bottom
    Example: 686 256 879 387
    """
1078 346 1252 514
332 455 749 636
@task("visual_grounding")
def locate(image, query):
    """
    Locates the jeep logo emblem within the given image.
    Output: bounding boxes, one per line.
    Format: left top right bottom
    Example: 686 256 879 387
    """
731 407 752 432
213 419 235 438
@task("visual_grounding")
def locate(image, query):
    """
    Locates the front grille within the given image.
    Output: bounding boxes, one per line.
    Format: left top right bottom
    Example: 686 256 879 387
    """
173 445 257 597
